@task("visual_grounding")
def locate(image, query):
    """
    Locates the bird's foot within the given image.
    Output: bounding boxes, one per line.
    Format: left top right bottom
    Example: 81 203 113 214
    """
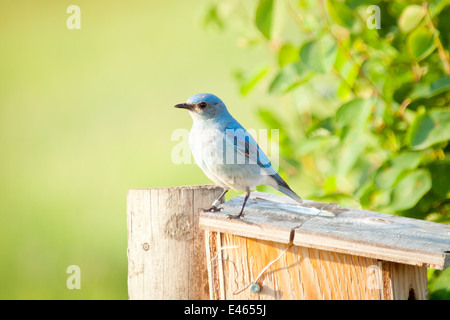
227 212 244 220
202 206 223 213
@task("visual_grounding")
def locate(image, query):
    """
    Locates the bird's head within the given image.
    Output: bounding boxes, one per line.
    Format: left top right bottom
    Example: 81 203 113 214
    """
174 93 229 121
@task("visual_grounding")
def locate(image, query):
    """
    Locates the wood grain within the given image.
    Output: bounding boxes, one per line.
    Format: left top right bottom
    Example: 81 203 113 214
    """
205 231 428 300
200 191 450 269
127 185 224 299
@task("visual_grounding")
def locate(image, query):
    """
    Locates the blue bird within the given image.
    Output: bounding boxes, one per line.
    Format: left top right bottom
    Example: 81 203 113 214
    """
175 93 302 219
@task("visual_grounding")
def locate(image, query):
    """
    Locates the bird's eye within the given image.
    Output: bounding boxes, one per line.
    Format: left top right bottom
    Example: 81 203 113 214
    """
198 102 207 109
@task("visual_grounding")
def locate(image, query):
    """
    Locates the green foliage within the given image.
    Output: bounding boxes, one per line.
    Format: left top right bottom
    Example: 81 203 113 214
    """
399 5 427 32
408 26 437 60
204 0 450 299
256 0 274 39
409 108 450 149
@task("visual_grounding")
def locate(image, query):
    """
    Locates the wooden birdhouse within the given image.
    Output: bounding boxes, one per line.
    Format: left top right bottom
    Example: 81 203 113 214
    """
127 185 450 300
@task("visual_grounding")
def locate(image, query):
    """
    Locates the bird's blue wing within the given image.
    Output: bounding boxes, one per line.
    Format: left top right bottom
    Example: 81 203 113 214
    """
224 121 277 176
224 120 302 203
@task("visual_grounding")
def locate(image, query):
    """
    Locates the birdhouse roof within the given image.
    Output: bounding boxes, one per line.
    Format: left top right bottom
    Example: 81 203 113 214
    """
199 192 450 270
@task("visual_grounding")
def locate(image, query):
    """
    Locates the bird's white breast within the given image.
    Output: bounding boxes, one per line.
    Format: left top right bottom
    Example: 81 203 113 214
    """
189 125 229 186
189 123 268 190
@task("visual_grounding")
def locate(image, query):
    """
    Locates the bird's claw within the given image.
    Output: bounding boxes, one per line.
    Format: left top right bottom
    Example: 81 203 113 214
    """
202 206 223 213
227 213 244 220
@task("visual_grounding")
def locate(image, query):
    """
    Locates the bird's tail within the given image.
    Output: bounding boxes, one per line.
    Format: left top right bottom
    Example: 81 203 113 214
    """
276 183 303 203
269 174 303 203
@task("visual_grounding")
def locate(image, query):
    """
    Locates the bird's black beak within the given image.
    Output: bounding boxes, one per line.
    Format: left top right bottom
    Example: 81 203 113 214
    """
174 103 193 110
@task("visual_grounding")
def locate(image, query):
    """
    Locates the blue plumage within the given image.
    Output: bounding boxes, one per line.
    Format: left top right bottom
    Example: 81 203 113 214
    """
175 93 302 218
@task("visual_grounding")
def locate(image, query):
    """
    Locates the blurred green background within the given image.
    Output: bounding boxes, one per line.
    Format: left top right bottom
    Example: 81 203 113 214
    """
1 0 449 299
0 0 272 299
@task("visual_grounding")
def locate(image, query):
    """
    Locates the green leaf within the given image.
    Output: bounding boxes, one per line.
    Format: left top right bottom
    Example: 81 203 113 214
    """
398 5 426 33
255 0 274 40
323 176 337 193
337 137 365 175
258 107 284 129
335 98 374 130
337 62 359 99
429 76 450 96
374 151 423 189
327 0 355 28
409 76 450 100
203 4 224 30
234 67 269 96
428 0 450 18
278 43 299 67
407 27 436 61
297 135 333 156
429 160 450 198
268 62 312 94
334 98 374 175
257 107 292 155
408 108 450 150
268 68 295 94
428 268 450 300
300 35 337 73
390 169 432 212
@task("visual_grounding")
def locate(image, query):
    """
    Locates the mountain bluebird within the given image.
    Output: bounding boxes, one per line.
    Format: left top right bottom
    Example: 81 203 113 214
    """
175 93 302 219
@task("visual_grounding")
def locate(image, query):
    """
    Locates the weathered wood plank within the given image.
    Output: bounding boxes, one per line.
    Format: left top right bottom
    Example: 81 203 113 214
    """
205 231 391 299
293 205 450 270
205 230 429 300
199 192 450 270
127 185 224 299
380 261 428 300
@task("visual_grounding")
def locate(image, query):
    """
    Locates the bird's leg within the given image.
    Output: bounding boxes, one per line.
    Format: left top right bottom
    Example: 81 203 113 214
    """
202 189 228 213
227 189 250 220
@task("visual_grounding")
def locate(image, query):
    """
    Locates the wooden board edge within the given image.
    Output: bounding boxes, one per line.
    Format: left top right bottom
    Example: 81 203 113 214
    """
199 212 294 244
293 230 447 270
